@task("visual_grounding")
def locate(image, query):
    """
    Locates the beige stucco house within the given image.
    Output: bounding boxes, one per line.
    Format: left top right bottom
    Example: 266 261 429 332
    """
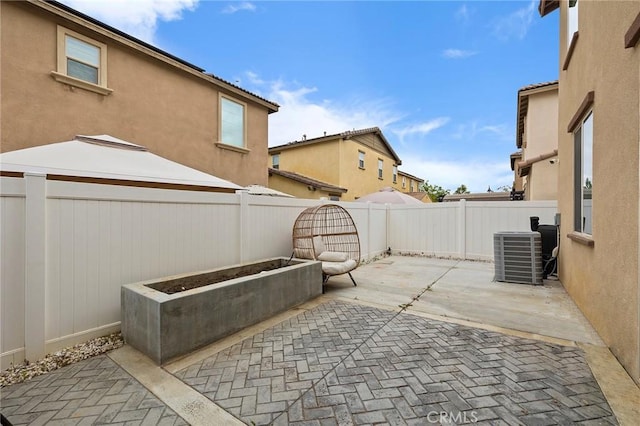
540 0 640 386
268 127 422 201
513 81 559 201
0 0 278 187
268 168 347 200
393 170 425 195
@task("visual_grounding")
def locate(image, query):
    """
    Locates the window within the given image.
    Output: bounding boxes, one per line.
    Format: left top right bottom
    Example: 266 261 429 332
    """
358 151 365 169
410 181 414 192
568 0 578 48
52 27 111 95
272 154 280 169
392 165 398 183
378 159 383 179
563 0 579 69
402 176 406 189
574 111 593 234
220 96 245 148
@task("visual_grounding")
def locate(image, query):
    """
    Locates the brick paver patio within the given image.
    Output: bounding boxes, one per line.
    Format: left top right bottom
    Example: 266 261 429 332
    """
0 356 186 425
174 300 617 425
0 298 619 425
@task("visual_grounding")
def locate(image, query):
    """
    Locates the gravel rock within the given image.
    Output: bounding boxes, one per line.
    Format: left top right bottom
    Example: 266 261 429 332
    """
0 332 123 388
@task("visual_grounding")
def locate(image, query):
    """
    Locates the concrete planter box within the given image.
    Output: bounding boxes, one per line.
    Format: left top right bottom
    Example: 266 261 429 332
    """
121 257 322 364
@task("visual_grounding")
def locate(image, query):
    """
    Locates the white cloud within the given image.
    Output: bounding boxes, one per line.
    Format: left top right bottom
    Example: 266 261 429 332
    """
455 4 470 23
492 0 536 41
242 73 402 145
400 157 513 194
453 121 512 142
59 0 198 44
221 2 256 14
442 49 478 59
242 72 513 192
392 118 450 143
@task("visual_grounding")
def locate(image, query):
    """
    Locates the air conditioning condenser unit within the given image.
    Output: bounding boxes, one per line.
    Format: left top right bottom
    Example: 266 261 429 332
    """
494 231 543 285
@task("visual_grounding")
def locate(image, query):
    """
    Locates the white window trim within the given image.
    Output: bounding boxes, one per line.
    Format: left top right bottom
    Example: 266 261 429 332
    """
218 94 248 150
51 26 112 96
358 151 365 169
378 159 384 180
574 110 593 236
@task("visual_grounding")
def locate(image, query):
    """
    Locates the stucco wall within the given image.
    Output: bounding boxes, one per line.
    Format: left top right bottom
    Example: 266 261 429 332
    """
525 90 559 158
556 0 639 384
528 161 558 201
267 173 335 200
0 2 272 187
523 88 558 201
339 139 399 201
273 140 341 186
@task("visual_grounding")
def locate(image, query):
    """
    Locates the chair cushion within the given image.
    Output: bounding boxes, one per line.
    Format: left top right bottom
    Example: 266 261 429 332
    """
322 259 357 275
312 236 326 257
317 251 349 262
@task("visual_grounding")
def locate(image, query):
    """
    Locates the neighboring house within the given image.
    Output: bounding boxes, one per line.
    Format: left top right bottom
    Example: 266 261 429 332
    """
406 192 432 203
510 151 524 194
443 192 511 202
268 127 408 201
268 168 347 200
0 0 278 187
540 0 640 385
514 81 559 201
393 170 425 194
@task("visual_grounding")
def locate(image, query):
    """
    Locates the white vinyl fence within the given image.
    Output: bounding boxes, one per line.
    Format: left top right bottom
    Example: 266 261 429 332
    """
0 174 557 368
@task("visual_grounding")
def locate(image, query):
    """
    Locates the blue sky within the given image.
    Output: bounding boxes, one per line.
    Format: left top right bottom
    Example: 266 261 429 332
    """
61 0 559 193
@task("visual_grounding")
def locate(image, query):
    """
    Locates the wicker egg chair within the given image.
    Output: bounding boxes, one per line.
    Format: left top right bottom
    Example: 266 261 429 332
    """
292 204 360 290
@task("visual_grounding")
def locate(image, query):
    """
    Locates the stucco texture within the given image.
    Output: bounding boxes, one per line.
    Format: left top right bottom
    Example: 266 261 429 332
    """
1 2 273 187
556 0 640 384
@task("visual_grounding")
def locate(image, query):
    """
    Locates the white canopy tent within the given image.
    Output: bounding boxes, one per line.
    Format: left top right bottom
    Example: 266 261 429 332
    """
0 135 242 192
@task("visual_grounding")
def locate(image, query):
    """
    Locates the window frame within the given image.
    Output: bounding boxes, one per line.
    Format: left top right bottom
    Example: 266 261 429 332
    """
358 151 365 169
402 176 406 189
378 159 384 180
573 110 593 235
567 91 595 244
51 26 112 96
392 165 398 183
272 154 280 169
563 0 579 70
218 94 248 151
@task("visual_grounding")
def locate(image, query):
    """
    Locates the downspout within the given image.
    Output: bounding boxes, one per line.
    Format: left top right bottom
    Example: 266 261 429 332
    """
637 64 640 383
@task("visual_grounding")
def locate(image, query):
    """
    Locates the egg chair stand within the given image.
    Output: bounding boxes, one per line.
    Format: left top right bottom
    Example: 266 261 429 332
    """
292 204 361 292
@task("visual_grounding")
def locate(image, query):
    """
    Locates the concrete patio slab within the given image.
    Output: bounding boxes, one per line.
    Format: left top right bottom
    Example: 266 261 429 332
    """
330 256 604 345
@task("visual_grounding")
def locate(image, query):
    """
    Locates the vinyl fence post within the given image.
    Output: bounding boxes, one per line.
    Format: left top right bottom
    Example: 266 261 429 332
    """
458 199 467 260
367 202 372 260
24 172 47 361
239 191 248 263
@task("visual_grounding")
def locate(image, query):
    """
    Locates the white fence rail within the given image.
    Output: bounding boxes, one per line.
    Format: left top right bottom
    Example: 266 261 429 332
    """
0 175 558 368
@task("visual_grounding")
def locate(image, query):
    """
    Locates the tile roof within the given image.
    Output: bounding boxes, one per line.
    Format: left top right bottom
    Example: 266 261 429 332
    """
397 170 424 182
518 80 558 93
44 1 278 112
268 168 347 193
269 127 402 164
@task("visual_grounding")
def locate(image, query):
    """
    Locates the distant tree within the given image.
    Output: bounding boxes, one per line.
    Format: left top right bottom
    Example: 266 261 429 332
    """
420 180 451 202
454 184 469 194
496 185 511 192
584 178 592 189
